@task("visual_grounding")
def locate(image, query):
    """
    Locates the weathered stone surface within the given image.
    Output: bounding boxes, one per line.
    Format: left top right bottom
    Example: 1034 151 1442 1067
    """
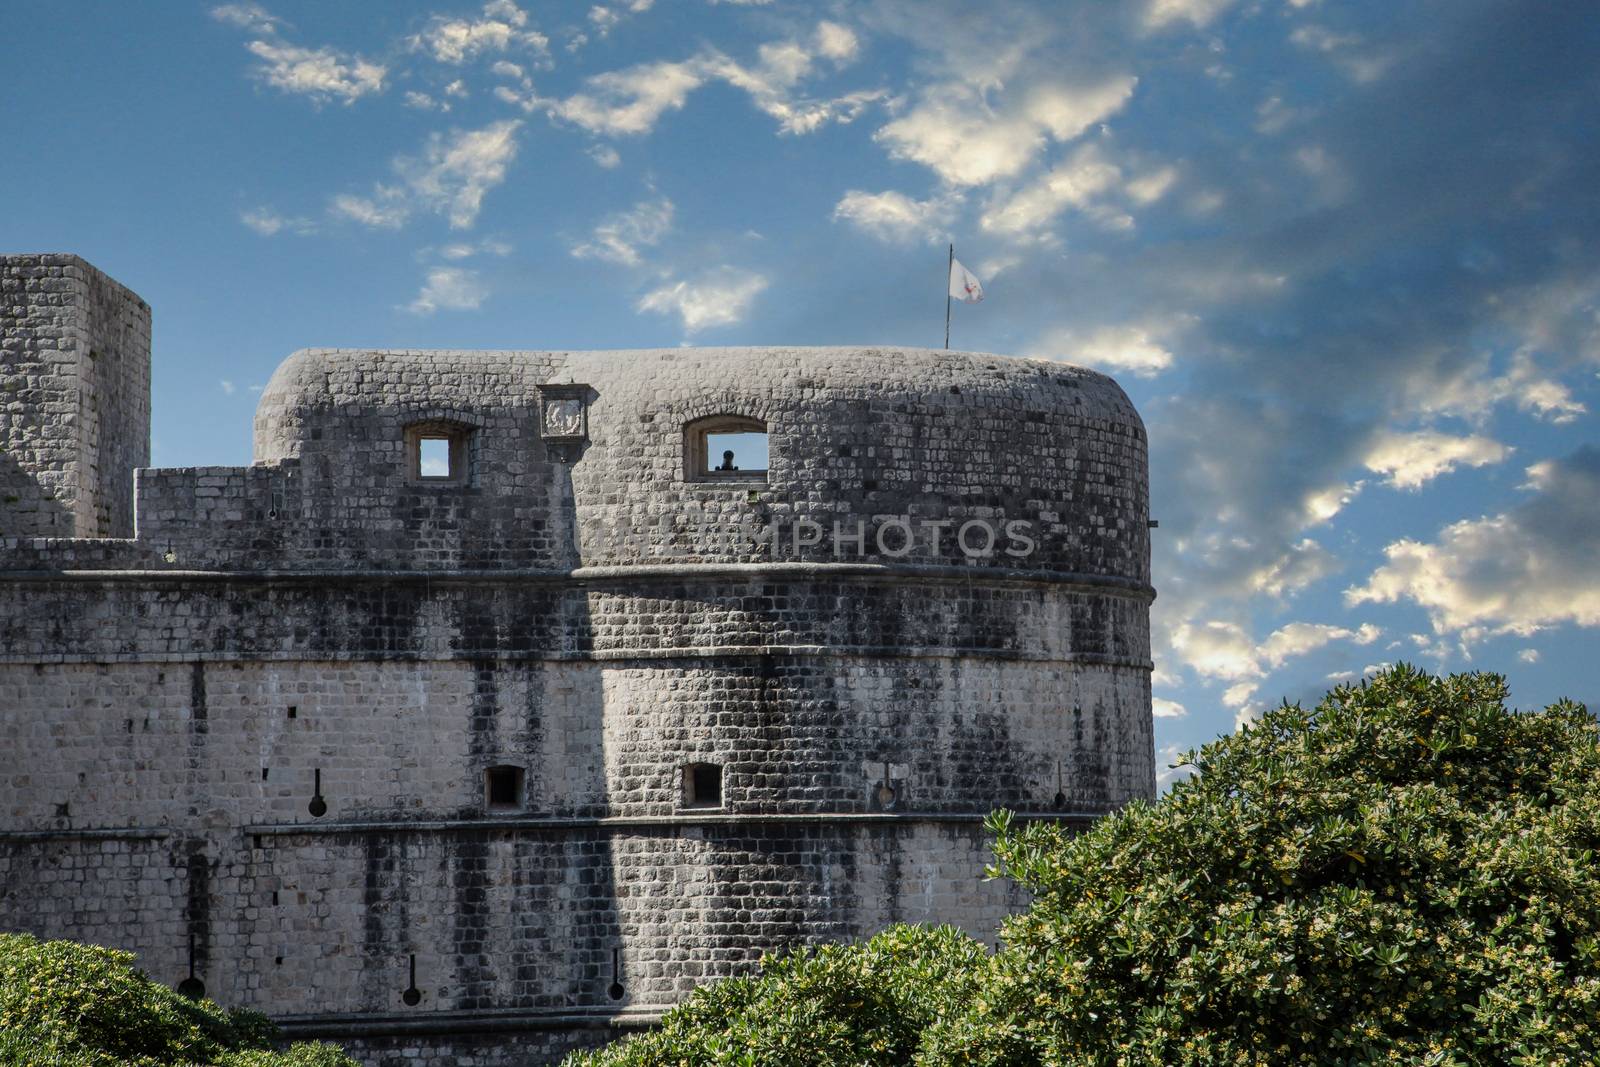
0 256 1154 1067
0 253 150 538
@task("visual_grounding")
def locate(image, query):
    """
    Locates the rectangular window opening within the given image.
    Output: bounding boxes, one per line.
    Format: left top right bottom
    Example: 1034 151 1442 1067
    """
418 436 453 479
682 763 723 809
485 765 526 812
704 432 768 475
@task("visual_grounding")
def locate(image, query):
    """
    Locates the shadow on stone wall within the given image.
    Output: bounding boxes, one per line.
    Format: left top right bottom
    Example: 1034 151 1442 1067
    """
0 451 72 538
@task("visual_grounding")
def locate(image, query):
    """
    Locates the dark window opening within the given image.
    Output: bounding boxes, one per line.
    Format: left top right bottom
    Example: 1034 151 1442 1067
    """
685 416 768 482
485 765 526 812
682 763 722 808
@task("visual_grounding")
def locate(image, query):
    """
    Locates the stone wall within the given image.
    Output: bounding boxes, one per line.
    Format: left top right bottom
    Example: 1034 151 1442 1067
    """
0 322 1153 1066
0 254 149 538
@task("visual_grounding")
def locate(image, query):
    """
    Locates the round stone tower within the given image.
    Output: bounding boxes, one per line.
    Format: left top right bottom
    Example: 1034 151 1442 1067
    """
250 345 1154 1023
1 340 1152 1067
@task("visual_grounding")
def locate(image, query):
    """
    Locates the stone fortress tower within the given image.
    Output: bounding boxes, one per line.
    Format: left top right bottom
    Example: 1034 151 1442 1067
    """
0 254 1155 1067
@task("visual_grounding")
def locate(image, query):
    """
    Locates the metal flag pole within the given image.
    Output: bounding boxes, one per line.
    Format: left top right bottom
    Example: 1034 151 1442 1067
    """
944 242 954 349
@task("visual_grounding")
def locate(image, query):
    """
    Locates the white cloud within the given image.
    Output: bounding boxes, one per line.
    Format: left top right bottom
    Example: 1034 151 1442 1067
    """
1407 349 1587 425
1248 538 1340 598
571 197 674 266
1126 165 1178 204
1363 430 1510 489
832 189 952 245
1289 24 1395 83
334 120 523 230
1171 618 1380 686
1519 648 1541 664
588 0 654 38
1143 0 1237 30
553 59 704 135
588 144 621 168
433 238 512 260
407 267 489 314
876 76 1136 187
240 206 315 236
553 22 878 137
410 0 549 65
330 186 409 229
219 379 237 395
1347 448 1600 640
209 3 282 33
1302 481 1361 526
1222 681 1258 708
1169 620 1259 682
638 268 769 332
980 143 1125 237
244 39 386 104
1152 697 1188 719
1032 321 1175 378
404 91 448 112
1259 621 1380 670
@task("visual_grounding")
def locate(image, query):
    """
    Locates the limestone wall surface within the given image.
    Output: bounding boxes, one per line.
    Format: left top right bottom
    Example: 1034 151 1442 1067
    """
0 254 149 539
0 331 1153 1067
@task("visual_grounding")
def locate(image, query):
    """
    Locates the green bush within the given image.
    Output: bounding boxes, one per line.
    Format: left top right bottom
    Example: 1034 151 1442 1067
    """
924 665 1600 1066
0 933 357 1067
562 923 989 1067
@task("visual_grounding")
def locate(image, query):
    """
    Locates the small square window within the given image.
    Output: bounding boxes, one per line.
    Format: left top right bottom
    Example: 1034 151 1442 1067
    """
405 422 471 484
685 416 768 482
682 763 722 809
485 765 525 812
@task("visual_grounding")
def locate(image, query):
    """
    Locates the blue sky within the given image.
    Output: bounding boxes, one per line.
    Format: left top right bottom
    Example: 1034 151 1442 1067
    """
5 0 1597 785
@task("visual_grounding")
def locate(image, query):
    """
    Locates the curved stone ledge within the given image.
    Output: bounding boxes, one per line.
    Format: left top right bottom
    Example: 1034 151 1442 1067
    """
0 645 1154 669
0 560 1156 601
242 809 1103 840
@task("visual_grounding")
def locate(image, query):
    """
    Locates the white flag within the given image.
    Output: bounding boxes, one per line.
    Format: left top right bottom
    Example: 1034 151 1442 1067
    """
949 258 984 303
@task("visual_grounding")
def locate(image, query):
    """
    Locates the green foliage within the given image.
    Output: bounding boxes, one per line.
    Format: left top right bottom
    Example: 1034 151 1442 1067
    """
562 923 989 1067
0 933 358 1067
923 665 1600 1067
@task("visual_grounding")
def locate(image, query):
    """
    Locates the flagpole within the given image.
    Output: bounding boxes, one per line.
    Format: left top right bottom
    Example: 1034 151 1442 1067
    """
944 242 953 349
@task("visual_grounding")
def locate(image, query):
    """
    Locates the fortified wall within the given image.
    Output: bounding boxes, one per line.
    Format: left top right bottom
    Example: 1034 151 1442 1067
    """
0 254 1155 1066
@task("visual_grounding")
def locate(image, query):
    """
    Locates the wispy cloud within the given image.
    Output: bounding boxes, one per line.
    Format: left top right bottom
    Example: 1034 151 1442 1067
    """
1348 447 1600 641
212 7 385 105
549 21 880 137
209 3 282 34
1030 321 1178 378
876 76 1136 188
638 267 769 332
332 120 523 230
1362 430 1510 490
409 0 549 65
571 197 673 266
243 39 386 104
239 206 316 236
832 189 955 245
406 266 489 314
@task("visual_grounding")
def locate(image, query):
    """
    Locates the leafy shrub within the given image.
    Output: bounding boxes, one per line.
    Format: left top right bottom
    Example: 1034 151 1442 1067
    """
923 665 1600 1066
0 933 357 1067
563 923 989 1067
